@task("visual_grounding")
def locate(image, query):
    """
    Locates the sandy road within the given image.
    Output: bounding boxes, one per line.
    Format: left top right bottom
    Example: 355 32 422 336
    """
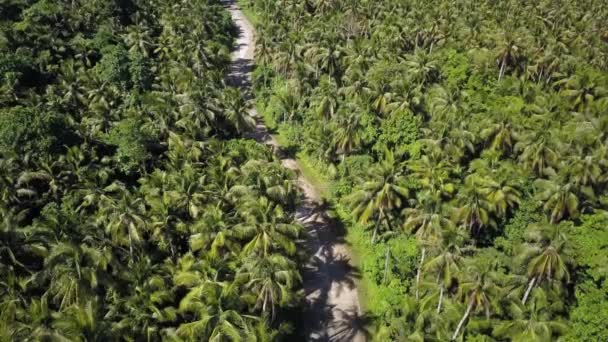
224 1 366 341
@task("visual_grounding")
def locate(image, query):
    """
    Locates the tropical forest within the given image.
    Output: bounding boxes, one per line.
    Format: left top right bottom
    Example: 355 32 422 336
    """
1 0 608 341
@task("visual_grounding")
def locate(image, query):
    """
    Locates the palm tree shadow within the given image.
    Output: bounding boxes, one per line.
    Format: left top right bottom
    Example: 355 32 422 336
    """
226 56 254 89
299 199 363 340
329 309 374 342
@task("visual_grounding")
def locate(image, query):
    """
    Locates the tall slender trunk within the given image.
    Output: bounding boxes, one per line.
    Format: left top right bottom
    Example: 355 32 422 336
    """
437 285 444 313
383 209 394 232
522 276 537 304
263 291 268 313
452 298 474 340
415 247 426 301
128 226 134 261
170 237 176 261
498 58 506 80
371 217 380 244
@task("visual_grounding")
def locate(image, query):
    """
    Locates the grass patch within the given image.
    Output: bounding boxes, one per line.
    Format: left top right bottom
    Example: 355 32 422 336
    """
235 0 261 26
294 152 331 198
336 205 418 340
257 102 277 130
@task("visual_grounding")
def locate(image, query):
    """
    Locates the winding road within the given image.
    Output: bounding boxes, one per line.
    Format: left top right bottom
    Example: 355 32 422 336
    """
224 1 366 341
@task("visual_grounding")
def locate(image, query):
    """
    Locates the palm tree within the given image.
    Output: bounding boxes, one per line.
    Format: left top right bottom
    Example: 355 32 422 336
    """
567 154 602 189
402 49 440 86
272 82 301 123
407 154 455 197
235 197 300 257
557 69 607 111
428 85 462 121
423 227 466 313
189 206 239 261
97 183 148 261
454 176 496 237
0 206 48 272
451 265 500 340
494 31 526 80
478 175 522 219
347 150 409 243
175 274 257 341
391 296 453 341
51 300 111 342
516 223 571 304
43 242 113 310
331 112 364 158
404 192 454 301
534 178 579 223
480 119 517 156
165 165 210 219
515 130 559 177
222 87 255 134
236 254 301 319
494 292 567 341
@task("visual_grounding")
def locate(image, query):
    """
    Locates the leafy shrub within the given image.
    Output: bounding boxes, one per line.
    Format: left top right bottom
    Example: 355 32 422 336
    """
105 118 152 174
0 106 70 156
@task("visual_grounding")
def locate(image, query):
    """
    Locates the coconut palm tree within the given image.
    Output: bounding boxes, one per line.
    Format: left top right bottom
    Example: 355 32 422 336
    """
236 254 301 319
494 292 567 341
534 178 580 223
404 191 454 301
222 87 255 134
451 265 501 340
347 150 409 243
235 197 300 257
423 227 466 313
97 183 149 261
454 175 496 237
517 223 572 304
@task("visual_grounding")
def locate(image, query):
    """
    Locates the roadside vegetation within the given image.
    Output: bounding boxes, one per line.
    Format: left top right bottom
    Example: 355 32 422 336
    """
242 0 608 340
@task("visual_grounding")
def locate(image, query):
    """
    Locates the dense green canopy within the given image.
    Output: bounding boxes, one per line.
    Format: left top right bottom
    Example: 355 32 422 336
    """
0 0 303 340
242 0 608 340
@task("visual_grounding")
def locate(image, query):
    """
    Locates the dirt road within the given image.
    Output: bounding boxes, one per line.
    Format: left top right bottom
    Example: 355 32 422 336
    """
224 1 366 341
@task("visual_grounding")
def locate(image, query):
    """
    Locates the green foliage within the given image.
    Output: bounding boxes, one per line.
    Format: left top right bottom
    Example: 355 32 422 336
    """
0 106 69 156
373 110 420 156
439 49 471 89
246 0 608 338
128 51 153 90
495 199 543 255
565 280 608 342
105 118 152 174
97 44 131 88
564 213 608 341
0 0 302 340
568 213 608 280
345 216 417 318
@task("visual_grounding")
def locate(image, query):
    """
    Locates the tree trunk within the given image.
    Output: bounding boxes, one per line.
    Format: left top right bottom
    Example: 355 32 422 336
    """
170 237 176 261
415 247 426 302
383 210 394 232
383 246 390 284
498 58 506 81
263 291 268 313
522 276 537 304
371 218 380 244
128 226 134 261
437 285 444 313
452 299 474 340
